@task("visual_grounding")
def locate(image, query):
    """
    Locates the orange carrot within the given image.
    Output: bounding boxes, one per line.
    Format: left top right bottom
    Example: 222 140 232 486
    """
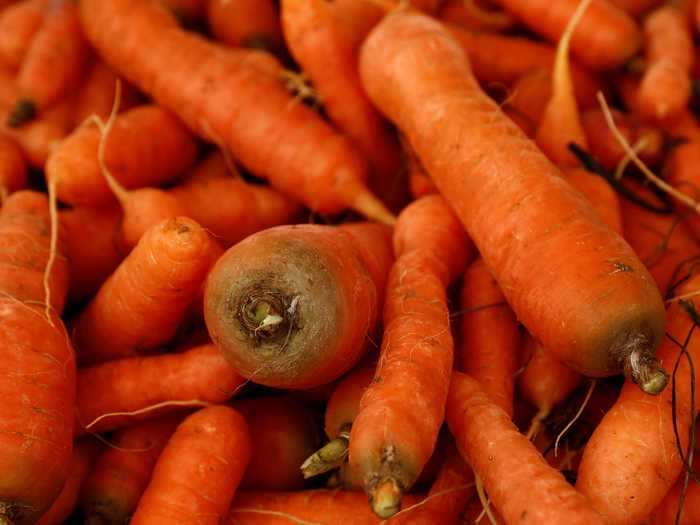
458 258 521 417
491 0 642 70
129 405 250 525
0 133 27 202
47 105 198 207
80 415 182 525
401 136 438 199
158 0 206 22
502 105 536 138
349 195 473 517
207 0 283 53
360 9 667 392
8 0 89 126
0 0 45 70
646 457 700 525
564 167 623 233
35 441 100 525
0 64 17 110
609 0 662 18
80 0 395 224
506 69 553 126
234 396 320 490
665 143 700 240
577 271 700 525
205 222 393 389
0 190 75 524
438 0 516 32
73 217 221 364
637 5 693 121
447 371 605 525
76 343 245 434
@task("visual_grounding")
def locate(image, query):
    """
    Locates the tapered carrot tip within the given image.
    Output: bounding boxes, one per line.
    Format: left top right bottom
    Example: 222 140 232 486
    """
625 348 668 395
301 429 350 478
6 98 36 127
349 190 397 226
370 477 403 518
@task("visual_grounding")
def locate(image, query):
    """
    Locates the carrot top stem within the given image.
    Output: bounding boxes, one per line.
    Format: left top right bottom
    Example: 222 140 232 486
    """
238 288 300 344
6 98 36 127
623 342 668 395
300 425 351 478
371 476 403 519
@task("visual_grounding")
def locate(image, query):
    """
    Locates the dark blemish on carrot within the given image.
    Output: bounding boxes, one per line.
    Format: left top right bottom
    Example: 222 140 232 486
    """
610 261 633 274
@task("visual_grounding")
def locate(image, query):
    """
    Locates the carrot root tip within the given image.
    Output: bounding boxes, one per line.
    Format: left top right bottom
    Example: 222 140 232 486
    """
6 98 36 128
300 427 351 478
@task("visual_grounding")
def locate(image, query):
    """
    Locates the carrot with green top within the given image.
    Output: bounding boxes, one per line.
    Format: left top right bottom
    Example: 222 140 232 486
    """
360 9 667 393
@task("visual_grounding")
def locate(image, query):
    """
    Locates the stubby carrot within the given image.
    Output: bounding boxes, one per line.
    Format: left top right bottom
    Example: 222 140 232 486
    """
207 0 283 53
76 343 245 434
0 0 45 70
447 372 605 525
73 217 221 364
0 190 75 525
349 195 473 517
80 415 182 525
360 10 667 393
0 133 27 202
564 167 623 234
205 222 393 389
46 105 198 207
130 406 251 525
80 0 395 224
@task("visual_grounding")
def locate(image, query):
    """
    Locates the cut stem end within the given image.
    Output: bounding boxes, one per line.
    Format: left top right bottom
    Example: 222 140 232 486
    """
625 348 668 395
370 477 403 519
300 431 350 478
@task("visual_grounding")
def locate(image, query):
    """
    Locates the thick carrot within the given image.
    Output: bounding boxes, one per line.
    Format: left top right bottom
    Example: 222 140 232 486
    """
80 0 394 224
35 441 100 525
349 195 473 517
576 272 700 525
491 0 642 70
73 217 221 364
129 405 250 525
0 190 75 525
8 0 89 126
204 222 393 389
564 167 623 233
447 371 605 525
458 258 520 417
637 5 693 121
0 133 27 202
438 0 516 32
234 396 320 490
0 0 45 70
46 105 198 207
80 415 182 525
360 9 667 393
76 343 245 434
207 0 283 53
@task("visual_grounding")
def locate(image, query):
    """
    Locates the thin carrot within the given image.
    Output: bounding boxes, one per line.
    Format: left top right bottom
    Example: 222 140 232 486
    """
73 217 221 364
207 0 283 53
505 69 553 127
0 0 45 70
447 371 605 525
349 195 473 517
80 0 395 224
76 343 245 434
438 0 516 32
491 0 642 70
360 9 667 393
458 258 521 417
0 133 27 203
204 222 393 389
129 405 250 525
0 190 75 524
8 0 89 126
80 415 182 525
564 167 623 233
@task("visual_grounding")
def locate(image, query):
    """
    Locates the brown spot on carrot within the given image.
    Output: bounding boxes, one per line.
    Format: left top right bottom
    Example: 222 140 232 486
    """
610 261 633 274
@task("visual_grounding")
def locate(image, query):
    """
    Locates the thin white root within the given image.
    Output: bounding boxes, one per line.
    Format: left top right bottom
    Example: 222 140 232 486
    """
43 177 58 326
475 474 497 525
554 379 596 457
82 399 210 430
614 136 648 181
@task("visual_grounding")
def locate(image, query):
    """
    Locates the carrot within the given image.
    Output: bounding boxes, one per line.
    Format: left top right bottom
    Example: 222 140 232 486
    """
438 0 516 33
46 105 198 207
129 405 250 525
80 0 395 224
447 371 605 525
158 0 206 22
646 457 700 525
35 440 100 525
0 0 45 70
502 106 536 138
0 190 75 524
637 5 694 121
576 271 700 525
0 133 27 203
227 490 421 525
76 343 245 434
0 63 17 110
665 142 700 240
234 396 320 490
458 258 521 417
564 167 623 233
608 0 662 18
207 0 283 53
8 0 89 127
360 9 667 393
73 217 221 364
401 136 438 199
491 0 642 70
80 415 182 525
204 222 393 389
506 69 553 127
349 195 473 517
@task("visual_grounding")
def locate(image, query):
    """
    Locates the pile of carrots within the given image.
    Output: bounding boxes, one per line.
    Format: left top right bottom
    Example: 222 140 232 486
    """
5 0 700 523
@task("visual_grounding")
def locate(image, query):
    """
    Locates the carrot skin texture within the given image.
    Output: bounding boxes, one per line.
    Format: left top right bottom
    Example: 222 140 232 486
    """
0 0 45 70
564 168 622 234
447 372 604 525
130 406 251 525
325 361 376 440
359 10 666 385
207 0 283 52
76 343 244 434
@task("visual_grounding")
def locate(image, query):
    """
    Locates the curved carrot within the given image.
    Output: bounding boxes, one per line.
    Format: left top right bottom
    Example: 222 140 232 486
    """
205 222 393 389
76 343 245 434
0 0 45 70
447 371 605 525
349 195 473 517
360 10 667 393
73 217 221 364
80 0 394 224
564 167 622 233
207 0 283 53
0 133 27 202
